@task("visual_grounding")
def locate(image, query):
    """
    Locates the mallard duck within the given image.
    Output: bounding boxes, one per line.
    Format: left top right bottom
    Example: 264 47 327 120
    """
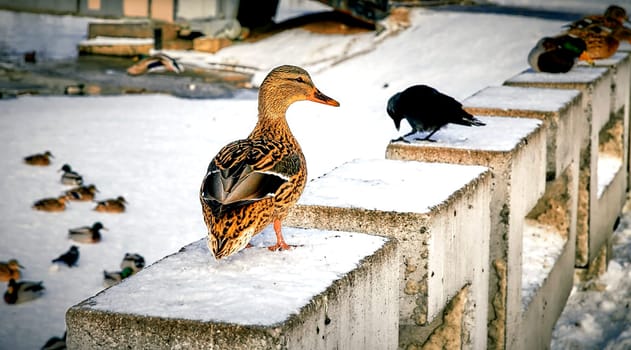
68 222 107 244
387 84 485 142
42 332 66 350
200 65 340 259
565 6 631 62
51 246 79 268
0 259 24 282
94 196 127 213
4 279 45 304
127 53 184 76
64 184 98 201
23 151 53 166
569 24 631 62
103 267 134 288
565 5 628 31
33 196 69 212
59 164 83 186
528 34 586 73
120 253 145 273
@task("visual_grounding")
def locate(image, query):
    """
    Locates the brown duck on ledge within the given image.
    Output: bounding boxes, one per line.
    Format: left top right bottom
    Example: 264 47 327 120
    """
200 65 340 259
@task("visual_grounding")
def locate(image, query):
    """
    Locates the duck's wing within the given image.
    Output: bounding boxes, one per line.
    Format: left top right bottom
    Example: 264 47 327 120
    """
69 226 91 235
22 281 44 292
201 138 297 212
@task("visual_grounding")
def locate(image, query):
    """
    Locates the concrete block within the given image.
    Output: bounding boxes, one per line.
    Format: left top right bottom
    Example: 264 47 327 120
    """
463 85 583 180
578 52 631 117
504 67 612 137
517 160 579 349
88 21 154 39
502 68 627 270
193 36 232 53
67 228 399 350
78 37 154 56
285 159 492 349
385 116 546 350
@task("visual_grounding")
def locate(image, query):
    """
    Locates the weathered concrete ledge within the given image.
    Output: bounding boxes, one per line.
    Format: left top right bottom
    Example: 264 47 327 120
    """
462 85 583 180
503 66 626 272
385 115 547 350
285 159 492 349
67 228 399 349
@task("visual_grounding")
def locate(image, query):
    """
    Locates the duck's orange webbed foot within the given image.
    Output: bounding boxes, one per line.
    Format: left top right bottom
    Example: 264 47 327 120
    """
268 219 293 251
579 51 595 65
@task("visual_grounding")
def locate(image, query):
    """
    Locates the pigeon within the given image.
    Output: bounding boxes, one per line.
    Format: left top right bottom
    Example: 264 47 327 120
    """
387 84 485 142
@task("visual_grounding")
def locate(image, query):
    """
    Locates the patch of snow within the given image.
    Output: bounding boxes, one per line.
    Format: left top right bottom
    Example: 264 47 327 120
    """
598 154 623 198
522 220 567 310
298 159 488 213
551 201 631 349
86 228 387 325
463 86 581 112
506 67 609 84
402 116 542 152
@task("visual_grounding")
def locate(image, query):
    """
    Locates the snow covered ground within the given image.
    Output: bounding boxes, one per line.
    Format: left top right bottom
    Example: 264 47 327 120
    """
0 0 630 349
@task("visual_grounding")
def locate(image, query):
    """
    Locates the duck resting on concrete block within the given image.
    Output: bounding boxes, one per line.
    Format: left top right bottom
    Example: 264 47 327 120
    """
200 65 340 259
528 34 586 73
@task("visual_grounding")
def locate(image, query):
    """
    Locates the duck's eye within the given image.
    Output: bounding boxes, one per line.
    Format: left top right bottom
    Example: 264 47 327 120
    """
294 77 306 83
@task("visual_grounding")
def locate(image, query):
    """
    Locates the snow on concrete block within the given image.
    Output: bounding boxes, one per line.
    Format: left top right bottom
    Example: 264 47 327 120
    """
66 228 399 349
462 85 583 180
285 159 491 349
385 115 547 349
578 52 631 117
518 219 575 350
504 67 613 139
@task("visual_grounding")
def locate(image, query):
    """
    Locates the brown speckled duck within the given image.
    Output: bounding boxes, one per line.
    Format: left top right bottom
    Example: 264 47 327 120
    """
94 196 127 213
23 151 54 166
200 65 339 259
64 184 99 201
0 259 24 282
33 196 69 212
565 5 631 61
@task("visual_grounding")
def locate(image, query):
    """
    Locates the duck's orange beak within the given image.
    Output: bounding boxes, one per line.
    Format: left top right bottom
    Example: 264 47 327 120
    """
309 88 340 107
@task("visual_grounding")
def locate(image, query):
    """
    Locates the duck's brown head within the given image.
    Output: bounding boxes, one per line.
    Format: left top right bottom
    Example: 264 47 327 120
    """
604 5 628 24
258 65 340 115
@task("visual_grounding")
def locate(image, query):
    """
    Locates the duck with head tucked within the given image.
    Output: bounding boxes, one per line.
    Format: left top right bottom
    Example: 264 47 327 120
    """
33 196 71 212
64 184 99 201
94 196 127 213
23 151 53 166
200 65 340 259
0 259 24 282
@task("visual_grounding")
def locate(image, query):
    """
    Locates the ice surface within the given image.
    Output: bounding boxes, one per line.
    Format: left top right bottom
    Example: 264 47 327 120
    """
85 228 386 325
298 159 488 213
463 86 580 112
401 116 542 152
